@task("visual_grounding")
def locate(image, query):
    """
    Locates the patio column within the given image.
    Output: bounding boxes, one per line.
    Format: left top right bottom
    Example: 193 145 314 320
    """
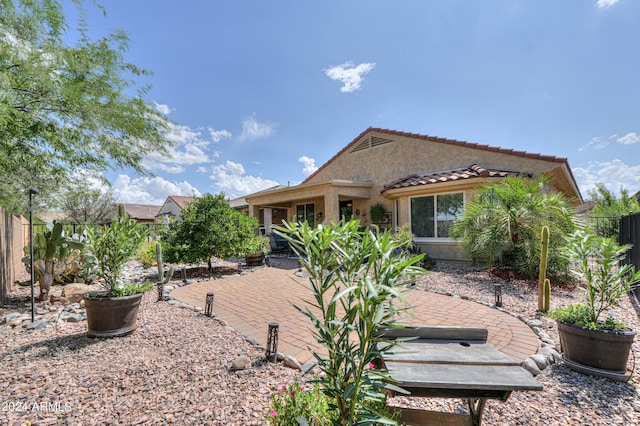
325 188 340 223
264 208 273 234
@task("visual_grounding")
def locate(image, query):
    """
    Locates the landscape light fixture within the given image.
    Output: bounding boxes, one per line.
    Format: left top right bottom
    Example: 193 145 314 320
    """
25 188 39 322
494 283 503 308
266 322 279 362
156 282 164 302
204 291 214 317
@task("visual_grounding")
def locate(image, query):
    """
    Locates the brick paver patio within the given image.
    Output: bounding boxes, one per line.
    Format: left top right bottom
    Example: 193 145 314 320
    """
170 258 539 367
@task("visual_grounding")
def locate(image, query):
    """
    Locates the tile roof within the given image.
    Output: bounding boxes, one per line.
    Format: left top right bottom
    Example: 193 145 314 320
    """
303 127 568 185
168 195 194 210
123 204 161 221
383 164 531 192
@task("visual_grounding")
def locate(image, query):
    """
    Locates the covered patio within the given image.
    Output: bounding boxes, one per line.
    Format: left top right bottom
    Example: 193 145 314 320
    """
246 179 373 234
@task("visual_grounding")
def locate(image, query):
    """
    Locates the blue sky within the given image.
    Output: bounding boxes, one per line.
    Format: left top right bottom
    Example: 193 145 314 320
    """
77 0 639 205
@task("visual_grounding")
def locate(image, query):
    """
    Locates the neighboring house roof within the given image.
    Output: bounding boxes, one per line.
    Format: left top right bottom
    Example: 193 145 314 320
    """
382 164 530 193
39 211 68 224
229 197 248 210
575 200 595 216
123 204 161 221
634 190 640 202
167 196 194 210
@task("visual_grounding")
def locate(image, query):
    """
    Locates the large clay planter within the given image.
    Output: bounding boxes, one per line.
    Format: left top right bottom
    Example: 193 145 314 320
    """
84 292 144 338
557 321 636 373
245 253 264 266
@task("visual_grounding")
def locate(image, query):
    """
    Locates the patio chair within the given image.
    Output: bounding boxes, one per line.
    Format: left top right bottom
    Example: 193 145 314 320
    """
268 234 289 256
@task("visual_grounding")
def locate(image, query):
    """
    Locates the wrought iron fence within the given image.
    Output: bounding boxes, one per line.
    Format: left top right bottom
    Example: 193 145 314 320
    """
620 212 640 302
586 216 620 240
24 222 168 243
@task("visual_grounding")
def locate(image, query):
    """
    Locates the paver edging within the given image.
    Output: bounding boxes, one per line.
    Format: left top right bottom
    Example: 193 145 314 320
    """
425 287 561 376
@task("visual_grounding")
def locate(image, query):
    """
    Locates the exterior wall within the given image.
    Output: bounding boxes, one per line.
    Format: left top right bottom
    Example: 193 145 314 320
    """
1 208 27 301
157 200 184 221
307 132 578 204
416 241 466 261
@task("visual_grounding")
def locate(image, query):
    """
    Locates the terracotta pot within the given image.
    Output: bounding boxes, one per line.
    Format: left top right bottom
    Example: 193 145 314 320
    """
557 321 636 373
84 292 143 338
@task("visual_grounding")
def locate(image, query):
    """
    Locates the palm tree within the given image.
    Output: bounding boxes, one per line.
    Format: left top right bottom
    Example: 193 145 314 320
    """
451 176 578 278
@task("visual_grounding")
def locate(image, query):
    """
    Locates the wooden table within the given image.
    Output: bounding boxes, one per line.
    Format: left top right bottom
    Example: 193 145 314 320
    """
381 326 543 425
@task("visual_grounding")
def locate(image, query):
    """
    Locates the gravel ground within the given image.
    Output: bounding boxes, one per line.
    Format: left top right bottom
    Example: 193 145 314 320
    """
1 261 640 425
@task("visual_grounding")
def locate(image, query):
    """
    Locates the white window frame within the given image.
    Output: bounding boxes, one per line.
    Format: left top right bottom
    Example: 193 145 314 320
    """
409 191 465 242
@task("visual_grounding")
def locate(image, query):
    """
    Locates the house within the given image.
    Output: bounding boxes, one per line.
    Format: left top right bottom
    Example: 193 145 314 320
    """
122 204 161 223
229 185 289 234
156 196 194 223
245 127 583 261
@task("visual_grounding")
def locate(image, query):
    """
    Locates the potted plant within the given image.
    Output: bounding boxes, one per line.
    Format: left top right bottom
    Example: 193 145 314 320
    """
244 235 270 266
83 216 153 338
369 202 387 225
549 230 640 379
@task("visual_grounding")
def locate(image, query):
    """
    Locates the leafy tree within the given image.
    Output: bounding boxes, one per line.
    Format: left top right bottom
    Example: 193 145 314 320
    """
588 184 640 239
451 176 578 279
55 172 117 224
0 0 174 214
162 193 263 271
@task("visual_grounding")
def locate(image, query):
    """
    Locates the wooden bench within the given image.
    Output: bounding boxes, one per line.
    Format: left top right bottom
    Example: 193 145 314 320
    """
380 326 543 425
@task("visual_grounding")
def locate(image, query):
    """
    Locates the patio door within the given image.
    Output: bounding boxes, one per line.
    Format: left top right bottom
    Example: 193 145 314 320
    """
296 203 315 226
339 200 353 220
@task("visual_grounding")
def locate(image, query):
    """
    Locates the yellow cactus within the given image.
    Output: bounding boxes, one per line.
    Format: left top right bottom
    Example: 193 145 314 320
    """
538 226 550 312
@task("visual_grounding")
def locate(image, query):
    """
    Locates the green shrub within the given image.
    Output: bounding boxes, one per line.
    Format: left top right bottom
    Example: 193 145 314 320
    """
277 220 424 424
109 281 154 297
267 379 335 425
138 241 157 267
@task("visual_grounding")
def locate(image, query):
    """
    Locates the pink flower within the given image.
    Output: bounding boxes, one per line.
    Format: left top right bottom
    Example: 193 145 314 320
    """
349 373 353 379
291 390 296 397
269 410 278 417
367 362 375 369
280 385 286 392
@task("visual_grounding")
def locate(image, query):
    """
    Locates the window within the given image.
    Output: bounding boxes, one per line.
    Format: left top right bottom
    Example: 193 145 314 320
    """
410 192 464 239
296 203 315 226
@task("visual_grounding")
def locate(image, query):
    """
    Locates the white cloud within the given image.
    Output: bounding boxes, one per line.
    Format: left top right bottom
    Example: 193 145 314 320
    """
597 0 620 9
325 61 376 93
154 102 172 115
617 132 639 145
209 128 232 143
573 159 640 198
298 155 318 176
209 160 279 198
578 136 609 152
238 116 274 142
143 121 230 173
112 175 201 205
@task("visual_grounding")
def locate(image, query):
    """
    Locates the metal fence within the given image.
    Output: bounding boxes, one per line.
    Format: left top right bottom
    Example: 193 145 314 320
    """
620 212 640 302
587 216 620 240
25 222 168 243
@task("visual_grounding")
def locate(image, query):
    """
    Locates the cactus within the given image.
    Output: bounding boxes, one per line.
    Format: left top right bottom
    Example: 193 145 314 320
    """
543 278 551 312
156 242 174 284
538 226 550 312
22 223 84 301
118 203 126 219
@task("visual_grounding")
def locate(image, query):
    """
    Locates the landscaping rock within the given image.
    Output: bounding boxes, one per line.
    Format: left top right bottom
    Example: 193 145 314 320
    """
522 357 541 376
230 356 251 371
61 283 95 303
284 355 302 371
529 353 550 370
